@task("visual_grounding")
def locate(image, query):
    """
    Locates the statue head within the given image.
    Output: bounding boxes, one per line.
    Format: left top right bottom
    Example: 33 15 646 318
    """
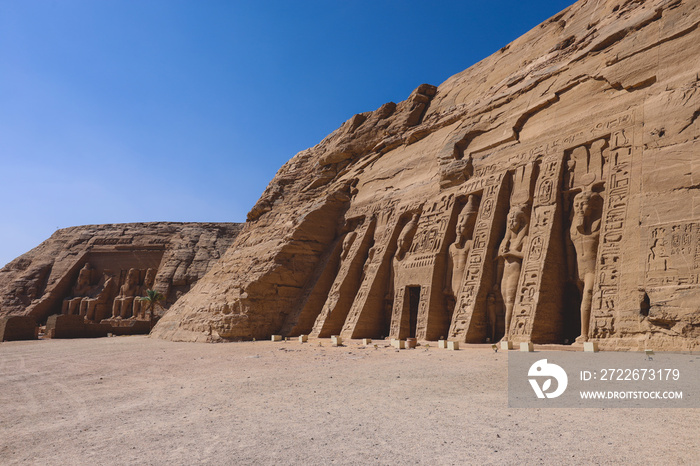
144 268 156 288
126 268 139 285
507 206 528 233
395 213 419 260
367 246 376 261
487 292 496 305
341 231 357 260
456 195 479 241
573 190 602 221
77 263 91 286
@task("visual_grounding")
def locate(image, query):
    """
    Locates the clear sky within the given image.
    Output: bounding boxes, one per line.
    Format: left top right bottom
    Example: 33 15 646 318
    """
0 0 574 267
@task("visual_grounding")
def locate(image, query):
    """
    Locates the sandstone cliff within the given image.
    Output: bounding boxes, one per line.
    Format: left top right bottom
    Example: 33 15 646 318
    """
0 223 242 324
150 0 699 350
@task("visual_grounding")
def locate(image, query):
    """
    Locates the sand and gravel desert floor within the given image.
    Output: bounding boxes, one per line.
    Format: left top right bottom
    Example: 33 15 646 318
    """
1 335 698 465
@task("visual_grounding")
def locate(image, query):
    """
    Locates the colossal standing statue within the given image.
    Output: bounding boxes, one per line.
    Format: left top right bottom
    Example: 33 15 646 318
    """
389 213 420 298
569 189 602 342
496 206 529 339
444 195 479 304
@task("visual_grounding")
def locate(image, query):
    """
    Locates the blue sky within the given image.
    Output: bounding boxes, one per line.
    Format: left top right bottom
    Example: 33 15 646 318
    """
0 0 573 267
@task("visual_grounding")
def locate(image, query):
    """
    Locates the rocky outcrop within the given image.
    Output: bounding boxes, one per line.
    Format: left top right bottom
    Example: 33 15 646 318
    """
0 223 242 325
152 0 700 351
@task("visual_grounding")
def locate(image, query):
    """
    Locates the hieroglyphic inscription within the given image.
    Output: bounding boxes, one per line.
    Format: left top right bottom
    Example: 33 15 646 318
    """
590 128 633 337
417 285 430 334
645 222 700 286
92 237 134 246
509 154 563 337
407 194 454 256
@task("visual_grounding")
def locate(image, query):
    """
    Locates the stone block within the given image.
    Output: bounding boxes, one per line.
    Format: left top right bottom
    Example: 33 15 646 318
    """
104 318 150 336
583 342 599 352
406 337 417 349
46 314 84 339
331 335 342 346
500 340 513 350
392 339 405 349
447 341 459 350
438 340 448 349
362 338 372 345
520 342 534 352
0 316 37 341
299 335 308 342
271 335 282 341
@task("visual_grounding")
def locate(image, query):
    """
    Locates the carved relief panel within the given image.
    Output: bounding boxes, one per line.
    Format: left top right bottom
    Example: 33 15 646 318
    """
589 128 634 339
645 222 700 287
339 201 423 339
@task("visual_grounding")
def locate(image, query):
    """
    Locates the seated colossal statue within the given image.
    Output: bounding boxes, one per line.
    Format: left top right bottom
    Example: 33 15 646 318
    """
111 268 140 319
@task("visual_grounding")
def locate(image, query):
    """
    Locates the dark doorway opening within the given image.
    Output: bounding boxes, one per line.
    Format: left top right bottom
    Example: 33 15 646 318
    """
562 281 581 344
408 286 421 338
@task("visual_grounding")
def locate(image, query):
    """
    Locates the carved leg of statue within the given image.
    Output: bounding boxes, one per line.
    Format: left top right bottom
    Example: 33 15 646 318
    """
487 296 497 342
69 298 81 315
501 263 520 339
79 299 88 318
85 300 96 322
112 299 122 319
120 298 134 319
577 273 595 343
504 301 514 338
62 300 69 315
131 300 139 319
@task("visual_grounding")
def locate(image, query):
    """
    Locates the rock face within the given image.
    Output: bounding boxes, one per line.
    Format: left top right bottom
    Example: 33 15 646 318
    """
0 223 242 326
161 0 697 350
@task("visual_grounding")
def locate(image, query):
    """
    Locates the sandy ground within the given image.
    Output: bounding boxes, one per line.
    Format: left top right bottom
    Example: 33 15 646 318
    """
1 336 698 465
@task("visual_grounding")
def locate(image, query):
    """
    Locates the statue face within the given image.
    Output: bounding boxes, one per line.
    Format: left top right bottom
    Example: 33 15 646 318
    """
573 193 590 217
77 270 90 285
456 217 467 238
507 209 524 232
342 232 356 254
456 211 475 240
126 269 138 285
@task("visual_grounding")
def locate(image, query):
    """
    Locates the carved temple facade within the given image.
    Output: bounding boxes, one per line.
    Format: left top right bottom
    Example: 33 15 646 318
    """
153 0 700 349
279 108 643 347
0 223 242 339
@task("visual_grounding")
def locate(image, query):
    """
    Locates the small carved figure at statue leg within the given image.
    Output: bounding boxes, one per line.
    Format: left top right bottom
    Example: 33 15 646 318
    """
487 292 498 342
